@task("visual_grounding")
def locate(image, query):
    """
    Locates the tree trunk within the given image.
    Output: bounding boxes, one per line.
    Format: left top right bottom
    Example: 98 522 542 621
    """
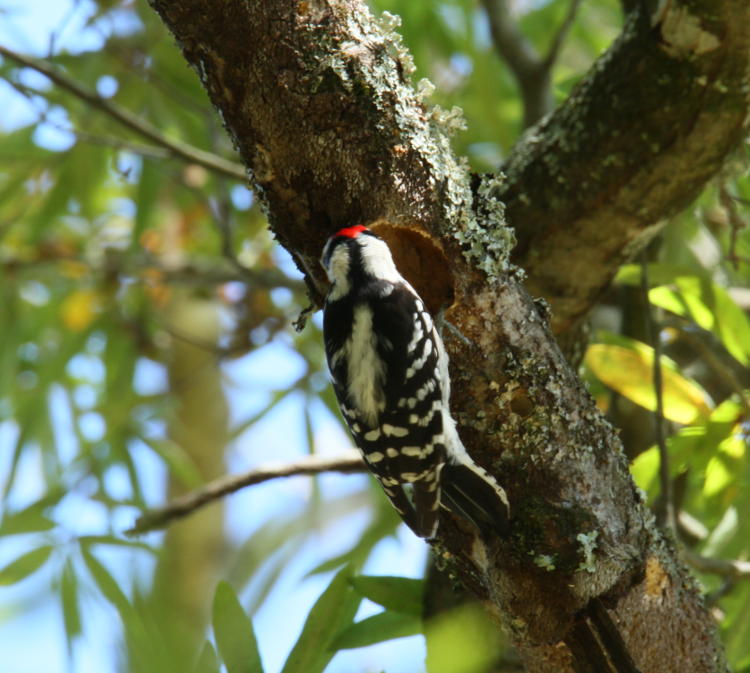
146 0 748 670
150 291 229 669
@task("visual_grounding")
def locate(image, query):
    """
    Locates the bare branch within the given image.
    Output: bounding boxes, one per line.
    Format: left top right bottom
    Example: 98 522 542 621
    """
719 182 748 270
126 451 365 534
641 255 674 532
480 0 550 128
70 130 175 162
0 44 247 182
481 0 541 82
481 0 581 127
542 0 583 69
1 250 304 292
685 551 750 580
668 320 750 418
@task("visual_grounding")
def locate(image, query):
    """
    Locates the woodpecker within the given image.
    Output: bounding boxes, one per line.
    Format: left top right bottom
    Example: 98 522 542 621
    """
320 225 509 538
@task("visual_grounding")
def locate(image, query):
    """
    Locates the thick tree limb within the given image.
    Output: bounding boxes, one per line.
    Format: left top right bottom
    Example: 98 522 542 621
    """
127 451 364 534
146 1 732 670
500 0 750 334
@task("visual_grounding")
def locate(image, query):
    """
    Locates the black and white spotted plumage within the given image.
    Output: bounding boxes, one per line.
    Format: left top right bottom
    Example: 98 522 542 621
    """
321 225 509 538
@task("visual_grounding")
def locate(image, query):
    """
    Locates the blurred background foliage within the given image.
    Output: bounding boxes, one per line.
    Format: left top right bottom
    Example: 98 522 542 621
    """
0 0 748 672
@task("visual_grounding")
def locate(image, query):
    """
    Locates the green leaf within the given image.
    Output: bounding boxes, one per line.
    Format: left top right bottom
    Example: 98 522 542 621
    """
585 341 711 423
618 266 750 366
132 159 162 250
725 582 750 669
703 455 733 498
281 566 362 673
650 276 750 366
80 543 130 614
60 558 82 648
616 263 696 288
629 445 659 495
194 641 221 673
332 610 422 650
350 575 424 616
425 603 504 673
78 535 156 553
80 543 164 672
703 507 739 558
0 498 57 536
212 581 264 673
0 545 53 585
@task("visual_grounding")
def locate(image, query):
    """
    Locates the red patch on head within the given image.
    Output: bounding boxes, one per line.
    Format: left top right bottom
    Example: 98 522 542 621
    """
335 225 369 239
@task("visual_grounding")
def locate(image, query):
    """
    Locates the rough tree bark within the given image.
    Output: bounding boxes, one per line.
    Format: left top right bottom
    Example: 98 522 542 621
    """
501 0 750 336
147 1 749 671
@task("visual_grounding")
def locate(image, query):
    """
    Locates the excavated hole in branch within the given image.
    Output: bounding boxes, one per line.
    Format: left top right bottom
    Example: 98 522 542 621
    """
370 220 454 315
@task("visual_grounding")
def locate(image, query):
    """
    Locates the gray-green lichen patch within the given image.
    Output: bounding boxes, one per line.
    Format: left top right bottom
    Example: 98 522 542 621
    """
576 530 599 573
453 174 516 277
533 554 557 572
330 6 516 278
416 77 436 100
376 11 415 76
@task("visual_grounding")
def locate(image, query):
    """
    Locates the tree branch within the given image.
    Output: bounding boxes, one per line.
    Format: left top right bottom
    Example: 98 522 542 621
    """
0 44 247 182
481 0 581 128
542 0 583 68
669 321 750 418
480 0 552 128
500 1 750 335
1 249 304 292
127 451 364 534
641 256 674 532
685 551 750 580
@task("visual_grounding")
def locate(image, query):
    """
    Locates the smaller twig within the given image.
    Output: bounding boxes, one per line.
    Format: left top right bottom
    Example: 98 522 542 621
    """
481 0 549 128
705 578 735 607
211 197 252 277
719 184 747 270
641 255 674 532
481 0 540 83
72 129 174 162
1 251 304 292
126 451 365 534
684 550 750 580
667 319 750 418
542 0 583 68
0 44 247 182
481 0 581 127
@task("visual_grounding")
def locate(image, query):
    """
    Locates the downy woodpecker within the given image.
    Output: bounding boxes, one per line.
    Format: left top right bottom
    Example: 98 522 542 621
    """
321 225 509 538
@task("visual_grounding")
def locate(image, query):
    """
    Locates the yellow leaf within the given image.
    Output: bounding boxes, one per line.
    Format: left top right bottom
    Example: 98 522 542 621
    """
59 260 89 280
61 289 99 331
585 343 711 424
718 433 745 459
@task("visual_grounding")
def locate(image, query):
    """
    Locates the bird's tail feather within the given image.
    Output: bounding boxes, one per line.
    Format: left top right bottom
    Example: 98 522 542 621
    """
441 461 510 536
